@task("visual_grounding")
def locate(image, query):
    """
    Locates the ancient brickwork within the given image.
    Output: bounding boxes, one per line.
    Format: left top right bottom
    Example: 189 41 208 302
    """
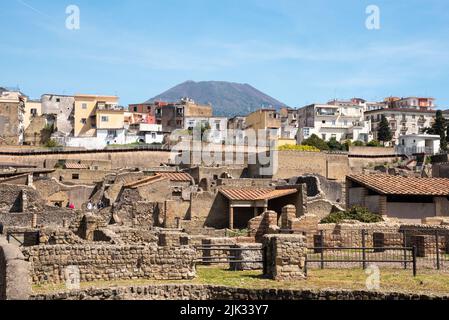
248 211 279 242
30 284 449 300
263 234 307 281
22 243 196 285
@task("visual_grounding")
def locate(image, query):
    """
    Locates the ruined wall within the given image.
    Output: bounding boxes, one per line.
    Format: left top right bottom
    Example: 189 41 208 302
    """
30 284 449 301
249 151 350 181
0 237 31 300
190 191 227 229
33 178 95 209
22 243 196 285
0 101 23 145
0 150 171 169
263 234 307 281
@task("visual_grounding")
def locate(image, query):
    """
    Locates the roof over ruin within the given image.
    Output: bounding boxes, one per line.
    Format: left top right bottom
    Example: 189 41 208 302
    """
219 188 298 201
348 174 449 196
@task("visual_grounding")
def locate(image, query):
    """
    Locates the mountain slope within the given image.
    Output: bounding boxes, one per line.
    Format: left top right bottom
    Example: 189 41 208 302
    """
146 81 287 116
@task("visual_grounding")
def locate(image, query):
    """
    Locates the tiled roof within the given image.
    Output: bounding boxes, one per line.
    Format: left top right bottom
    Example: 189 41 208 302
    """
159 172 193 182
219 188 298 201
64 162 89 169
348 174 449 196
124 175 167 189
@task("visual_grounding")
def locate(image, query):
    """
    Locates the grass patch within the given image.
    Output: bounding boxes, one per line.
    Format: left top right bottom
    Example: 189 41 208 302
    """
32 267 449 296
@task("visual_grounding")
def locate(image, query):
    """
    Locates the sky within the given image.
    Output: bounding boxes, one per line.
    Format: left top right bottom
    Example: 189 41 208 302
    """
1 0 449 108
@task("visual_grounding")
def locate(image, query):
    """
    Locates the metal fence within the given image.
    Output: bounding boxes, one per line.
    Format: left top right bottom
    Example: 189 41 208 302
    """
194 244 263 270
305 228 449 273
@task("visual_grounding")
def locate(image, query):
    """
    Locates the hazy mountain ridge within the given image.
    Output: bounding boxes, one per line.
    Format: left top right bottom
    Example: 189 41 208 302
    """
146 81 287 116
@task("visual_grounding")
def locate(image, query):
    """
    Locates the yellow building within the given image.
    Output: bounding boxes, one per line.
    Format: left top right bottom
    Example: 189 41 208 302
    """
24 99 42 129
245 109 281 134
96 109 125 130
74 94 119 137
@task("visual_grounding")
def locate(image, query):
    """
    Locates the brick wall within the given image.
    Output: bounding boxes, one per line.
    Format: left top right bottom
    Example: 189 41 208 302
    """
22 243 196 285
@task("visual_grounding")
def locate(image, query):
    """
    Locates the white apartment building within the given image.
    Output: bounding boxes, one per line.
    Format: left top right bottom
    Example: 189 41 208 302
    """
184 116 228 143
296 103 371 144
365 108 437 145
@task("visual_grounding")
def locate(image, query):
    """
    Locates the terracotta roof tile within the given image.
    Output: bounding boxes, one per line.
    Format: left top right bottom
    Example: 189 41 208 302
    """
159 172 193 182
348 174 449 196
64 162 89 169
219 188 298 201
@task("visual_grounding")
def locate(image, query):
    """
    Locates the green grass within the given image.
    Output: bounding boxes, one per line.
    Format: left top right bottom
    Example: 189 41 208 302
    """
32 267 449 296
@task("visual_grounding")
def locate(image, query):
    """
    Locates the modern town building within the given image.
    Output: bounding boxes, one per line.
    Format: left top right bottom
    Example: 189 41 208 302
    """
296 103 371 143
365 108 436 145
41 94 75 137
395 134 441 155
0 88 25 145
155 98 213 132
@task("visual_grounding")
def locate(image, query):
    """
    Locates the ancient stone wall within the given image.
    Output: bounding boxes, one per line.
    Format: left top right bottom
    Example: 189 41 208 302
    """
248 211 279 242
30 284 449 300
22 243 196 285
0 236 31 300
263 234 307 281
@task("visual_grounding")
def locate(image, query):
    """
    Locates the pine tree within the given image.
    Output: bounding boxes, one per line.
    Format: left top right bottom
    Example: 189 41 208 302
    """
377 115 393 145
433 110 447 150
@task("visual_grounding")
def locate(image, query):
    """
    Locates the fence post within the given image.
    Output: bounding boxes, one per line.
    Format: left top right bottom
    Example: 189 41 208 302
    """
403 230 407 269
412 245 417 277
320 230 324 270
435 230 441 270
362 229 367 270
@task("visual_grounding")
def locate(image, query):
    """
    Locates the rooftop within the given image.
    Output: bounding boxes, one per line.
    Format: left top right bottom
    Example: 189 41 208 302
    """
219 188 297 201
348 174 449 196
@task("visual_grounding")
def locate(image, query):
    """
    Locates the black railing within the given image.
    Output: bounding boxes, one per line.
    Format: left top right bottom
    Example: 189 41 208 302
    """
305 246 417 276
304 228 449 274
194 244 263 268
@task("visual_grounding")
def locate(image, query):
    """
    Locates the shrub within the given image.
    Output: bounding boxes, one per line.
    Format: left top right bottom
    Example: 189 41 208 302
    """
366 140 382 147
321 206 383 224
353 140 365 147
278 144 320 152
327 137 344 151
44 139 60 148
302 134 329 151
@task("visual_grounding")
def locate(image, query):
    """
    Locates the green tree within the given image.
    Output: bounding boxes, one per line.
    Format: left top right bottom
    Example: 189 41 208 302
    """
377 115 392 145
302 134 329 151
327 137 343 151
431 110 447 151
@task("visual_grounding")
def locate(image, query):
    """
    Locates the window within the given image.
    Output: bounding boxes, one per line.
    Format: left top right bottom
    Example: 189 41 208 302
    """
151 133 156 139
82 103 87 109
101 116 109 122
332 120 336 126
322 120 326 124
322 134 326 140
81 118 87 124
133 107 138 112
30 108 37 116
344 120 348 126
107 130 117 138
303 128 310 136
56 98 60 103
147 106 151 112
72 174 80 180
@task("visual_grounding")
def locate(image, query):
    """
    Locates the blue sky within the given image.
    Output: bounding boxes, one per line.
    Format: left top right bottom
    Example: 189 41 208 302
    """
1 0 449 108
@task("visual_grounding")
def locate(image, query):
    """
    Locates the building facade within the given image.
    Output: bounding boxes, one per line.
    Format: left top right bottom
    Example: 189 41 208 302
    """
41 94 75 137
74 94 120 137
296 103 371 143
365 108 436 145
184 116 228 143
0 88 25 145
155 98 213 132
